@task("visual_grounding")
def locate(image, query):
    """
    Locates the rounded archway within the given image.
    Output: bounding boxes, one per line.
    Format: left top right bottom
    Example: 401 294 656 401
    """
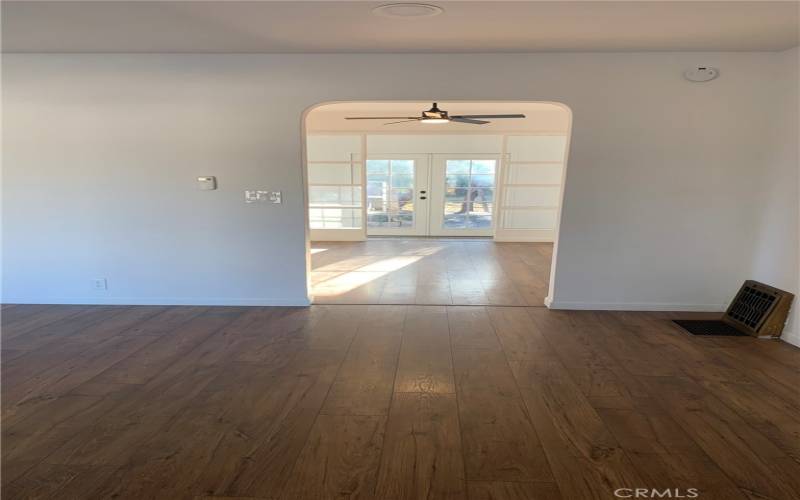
300 100 573 305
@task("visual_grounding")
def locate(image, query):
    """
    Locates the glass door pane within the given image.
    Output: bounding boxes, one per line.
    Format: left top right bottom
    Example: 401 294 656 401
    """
366 156 429 236
428 155 499 237
442 159 496 230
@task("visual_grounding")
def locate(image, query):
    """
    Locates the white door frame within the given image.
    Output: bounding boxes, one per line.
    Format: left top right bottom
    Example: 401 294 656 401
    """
428 153 501 237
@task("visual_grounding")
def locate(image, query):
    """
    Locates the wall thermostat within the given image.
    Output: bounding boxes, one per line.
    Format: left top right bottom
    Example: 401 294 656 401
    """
197 176 217 190
684 67 718 82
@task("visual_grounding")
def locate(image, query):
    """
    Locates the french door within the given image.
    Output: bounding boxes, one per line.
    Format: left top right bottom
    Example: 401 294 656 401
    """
429 154 499 237
365 154 499 237
366 155 430 236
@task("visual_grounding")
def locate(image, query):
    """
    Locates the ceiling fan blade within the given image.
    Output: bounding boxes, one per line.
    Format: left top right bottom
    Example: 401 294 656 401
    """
450 117 489 125
451 114 526 119
345 116 418 120
384 119 422 125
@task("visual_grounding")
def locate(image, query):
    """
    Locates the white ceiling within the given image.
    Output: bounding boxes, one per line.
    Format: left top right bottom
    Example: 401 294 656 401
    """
2 1 798 53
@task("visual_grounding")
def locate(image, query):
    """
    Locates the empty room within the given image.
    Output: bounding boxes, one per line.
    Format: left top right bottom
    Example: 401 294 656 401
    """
1 2 799 500
306 101 568 305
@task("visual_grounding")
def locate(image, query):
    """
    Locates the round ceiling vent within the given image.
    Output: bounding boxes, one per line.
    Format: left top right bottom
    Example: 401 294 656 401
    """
372 3 444 18
684 67 719 82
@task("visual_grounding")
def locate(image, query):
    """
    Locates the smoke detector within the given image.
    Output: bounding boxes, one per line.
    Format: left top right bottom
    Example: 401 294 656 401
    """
684 67 719 82
372 3 444 18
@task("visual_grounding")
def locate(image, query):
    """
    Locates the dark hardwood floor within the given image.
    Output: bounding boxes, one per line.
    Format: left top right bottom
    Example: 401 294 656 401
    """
2 303 799 499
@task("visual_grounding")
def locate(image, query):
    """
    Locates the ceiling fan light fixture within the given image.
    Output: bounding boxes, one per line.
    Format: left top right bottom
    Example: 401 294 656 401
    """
372 3 444 18
344 102 524 126
421 102 448 122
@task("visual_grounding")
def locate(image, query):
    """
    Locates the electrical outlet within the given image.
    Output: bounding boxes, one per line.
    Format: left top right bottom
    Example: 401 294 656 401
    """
92 278 108 290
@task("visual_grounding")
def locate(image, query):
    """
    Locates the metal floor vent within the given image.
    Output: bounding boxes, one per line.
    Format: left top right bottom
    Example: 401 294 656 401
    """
672 320 748 337
672 281 794 339
724 281 794 338
727 284 777 329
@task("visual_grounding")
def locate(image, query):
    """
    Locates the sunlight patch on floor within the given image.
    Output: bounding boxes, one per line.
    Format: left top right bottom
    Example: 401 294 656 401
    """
400 246 443 256
312 255 423 296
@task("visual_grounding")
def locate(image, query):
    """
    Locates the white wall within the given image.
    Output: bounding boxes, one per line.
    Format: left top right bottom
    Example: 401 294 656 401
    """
306 134 364 240
500 135 568 242
747 47 799 345
795 47 800 346
306 131 568 242
366 134 503 155
2 53 798 329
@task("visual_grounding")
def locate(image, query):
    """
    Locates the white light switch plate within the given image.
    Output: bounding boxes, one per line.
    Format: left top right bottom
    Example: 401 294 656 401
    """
245 190 282 203
245 190 266 203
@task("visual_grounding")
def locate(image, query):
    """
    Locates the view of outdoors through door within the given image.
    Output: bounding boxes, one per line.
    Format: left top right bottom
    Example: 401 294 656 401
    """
443 159 496 230
428 154 499 237
367 159 415 229
366 155 429 236
365 155 498 237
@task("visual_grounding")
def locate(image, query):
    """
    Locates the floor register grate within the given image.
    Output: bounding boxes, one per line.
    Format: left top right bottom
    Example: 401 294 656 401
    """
672 319 749 337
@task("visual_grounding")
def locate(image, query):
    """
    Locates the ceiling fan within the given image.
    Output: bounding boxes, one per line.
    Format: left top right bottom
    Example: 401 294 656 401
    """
345 103 526 125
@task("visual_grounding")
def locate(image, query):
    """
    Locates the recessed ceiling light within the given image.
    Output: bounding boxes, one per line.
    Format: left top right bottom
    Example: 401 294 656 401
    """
372 3 444 19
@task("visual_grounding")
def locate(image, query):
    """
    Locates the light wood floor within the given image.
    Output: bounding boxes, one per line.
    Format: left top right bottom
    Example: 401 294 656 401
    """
311 239 552 305
2 303 799 499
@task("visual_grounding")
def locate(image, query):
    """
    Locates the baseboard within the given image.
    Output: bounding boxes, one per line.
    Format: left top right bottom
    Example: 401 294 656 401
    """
780 329 800 348
0 296 312 307
546 300 727 312
492 236 554 243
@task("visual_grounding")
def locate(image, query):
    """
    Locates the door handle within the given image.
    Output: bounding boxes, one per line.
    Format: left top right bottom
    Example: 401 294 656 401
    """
420 196 427 200
419 190 427 194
